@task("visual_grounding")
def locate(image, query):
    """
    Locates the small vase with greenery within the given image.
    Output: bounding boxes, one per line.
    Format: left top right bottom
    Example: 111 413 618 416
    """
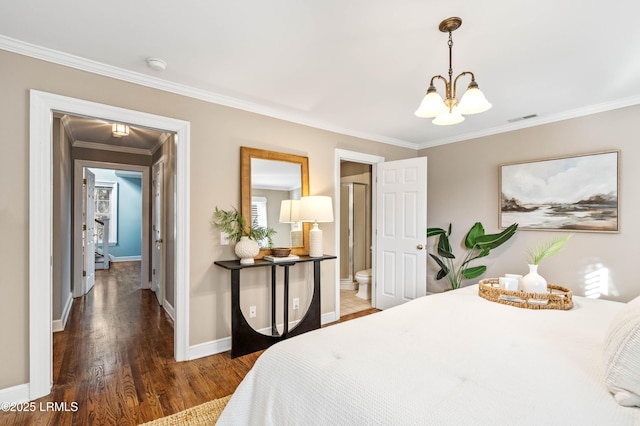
427 222 518 290
521 234 572 293
212 207 276 263
212 206 276 246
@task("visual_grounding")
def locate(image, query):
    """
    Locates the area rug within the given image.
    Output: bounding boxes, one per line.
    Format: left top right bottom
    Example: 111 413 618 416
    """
140 395 231 426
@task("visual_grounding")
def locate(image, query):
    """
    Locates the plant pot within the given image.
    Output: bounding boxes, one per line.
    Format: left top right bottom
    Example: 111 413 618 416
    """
235 236 259 264
521 264 547 293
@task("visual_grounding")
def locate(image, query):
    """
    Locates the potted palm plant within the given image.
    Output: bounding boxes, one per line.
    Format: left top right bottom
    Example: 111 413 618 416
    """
212 206 276 264
427 222 518 290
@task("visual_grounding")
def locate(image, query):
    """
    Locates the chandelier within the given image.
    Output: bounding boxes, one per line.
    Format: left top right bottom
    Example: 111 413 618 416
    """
415 17 491 125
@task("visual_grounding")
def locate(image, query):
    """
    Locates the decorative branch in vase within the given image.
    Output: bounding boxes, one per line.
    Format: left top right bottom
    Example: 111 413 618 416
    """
521 234 572 293
211 206 276 264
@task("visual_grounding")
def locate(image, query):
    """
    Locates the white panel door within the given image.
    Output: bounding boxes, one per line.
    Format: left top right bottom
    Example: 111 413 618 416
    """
152 161 165 306
375 157 427 309
83 168 96 294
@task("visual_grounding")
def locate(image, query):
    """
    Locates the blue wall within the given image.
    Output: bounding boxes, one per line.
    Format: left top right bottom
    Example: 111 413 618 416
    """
89 168 142 258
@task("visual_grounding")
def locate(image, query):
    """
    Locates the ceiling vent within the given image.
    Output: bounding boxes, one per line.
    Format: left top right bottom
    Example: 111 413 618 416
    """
507 114 538 123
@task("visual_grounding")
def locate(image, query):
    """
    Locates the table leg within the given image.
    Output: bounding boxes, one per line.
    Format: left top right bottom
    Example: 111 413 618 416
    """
282 264 290 337
271 265 278 336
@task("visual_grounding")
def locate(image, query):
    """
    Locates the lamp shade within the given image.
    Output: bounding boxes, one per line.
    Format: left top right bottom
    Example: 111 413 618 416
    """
299 196 334 223
457 85 492 115
414 88 448 118
279 199 300 223
432 107 465 126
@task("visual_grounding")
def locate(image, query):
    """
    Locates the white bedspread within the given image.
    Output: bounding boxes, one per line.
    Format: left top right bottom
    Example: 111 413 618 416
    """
218 285 640 425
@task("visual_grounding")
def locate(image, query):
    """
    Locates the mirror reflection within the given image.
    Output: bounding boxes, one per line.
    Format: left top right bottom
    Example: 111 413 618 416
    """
241 146 310 257
250 158 303 248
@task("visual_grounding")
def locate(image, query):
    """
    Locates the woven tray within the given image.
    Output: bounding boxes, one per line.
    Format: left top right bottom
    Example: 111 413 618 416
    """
478 278 573 310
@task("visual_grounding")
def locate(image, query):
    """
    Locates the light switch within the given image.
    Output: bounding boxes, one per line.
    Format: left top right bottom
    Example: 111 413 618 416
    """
220 231 230 245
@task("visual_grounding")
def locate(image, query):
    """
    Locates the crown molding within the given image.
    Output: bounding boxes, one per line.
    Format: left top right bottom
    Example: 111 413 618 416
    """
5 35 639 152
150 132 172 155
0 35 419 150
416 95 640 149
72 140 152 156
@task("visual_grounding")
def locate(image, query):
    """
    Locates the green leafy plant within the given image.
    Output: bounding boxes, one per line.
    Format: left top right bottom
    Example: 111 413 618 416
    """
211 206 276 248
427 222 518 289
527 234 572 265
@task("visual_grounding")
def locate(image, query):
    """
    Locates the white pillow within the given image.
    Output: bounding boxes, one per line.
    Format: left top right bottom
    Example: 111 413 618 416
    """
603 295 640 407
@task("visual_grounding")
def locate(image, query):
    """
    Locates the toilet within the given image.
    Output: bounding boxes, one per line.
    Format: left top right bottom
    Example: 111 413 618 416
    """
355 269 372 299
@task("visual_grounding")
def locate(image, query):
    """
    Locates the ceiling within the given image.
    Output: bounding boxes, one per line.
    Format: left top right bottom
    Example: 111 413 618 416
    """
4 1 640 150
58 114 169 154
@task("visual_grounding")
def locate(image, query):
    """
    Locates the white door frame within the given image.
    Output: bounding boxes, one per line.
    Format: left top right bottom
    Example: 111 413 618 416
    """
73 161 151 297
29 90 191 400
334 149 385 320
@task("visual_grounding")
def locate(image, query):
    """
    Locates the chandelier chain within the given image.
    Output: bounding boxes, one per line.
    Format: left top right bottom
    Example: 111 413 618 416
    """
447 31 454 98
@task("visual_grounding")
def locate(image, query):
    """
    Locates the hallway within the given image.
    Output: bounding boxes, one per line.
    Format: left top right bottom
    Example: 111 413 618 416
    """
1 262 258 425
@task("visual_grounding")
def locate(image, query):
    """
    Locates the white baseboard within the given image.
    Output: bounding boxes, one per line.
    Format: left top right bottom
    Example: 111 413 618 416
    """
321 311 337 325
163 300 175 321
189 337 231 360
187 311 338 360
340 280 357 291
109 255 141 263
0 383 30 404
52 293 73 333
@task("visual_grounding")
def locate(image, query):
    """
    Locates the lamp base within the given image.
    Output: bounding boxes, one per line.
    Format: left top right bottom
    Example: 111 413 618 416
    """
308 223 323 257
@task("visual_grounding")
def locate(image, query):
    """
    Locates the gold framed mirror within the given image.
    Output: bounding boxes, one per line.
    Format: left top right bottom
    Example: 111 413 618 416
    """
241 146 310 258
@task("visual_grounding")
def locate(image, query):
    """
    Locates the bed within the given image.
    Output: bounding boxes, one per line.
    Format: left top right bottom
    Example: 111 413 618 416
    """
217 285 640 425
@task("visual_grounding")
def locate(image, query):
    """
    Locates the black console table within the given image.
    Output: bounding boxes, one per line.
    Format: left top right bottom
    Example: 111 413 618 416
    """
215 255 336 358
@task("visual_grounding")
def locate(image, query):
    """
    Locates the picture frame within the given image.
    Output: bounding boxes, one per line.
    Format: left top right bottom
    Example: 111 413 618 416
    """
499 150 619 232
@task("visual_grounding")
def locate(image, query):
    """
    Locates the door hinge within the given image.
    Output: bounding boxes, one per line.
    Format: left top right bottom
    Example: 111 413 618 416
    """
83 270 86 277
83 178 87 185
83 224 86 231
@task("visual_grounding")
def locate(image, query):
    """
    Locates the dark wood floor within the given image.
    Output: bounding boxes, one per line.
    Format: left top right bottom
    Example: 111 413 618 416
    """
1 262 378 425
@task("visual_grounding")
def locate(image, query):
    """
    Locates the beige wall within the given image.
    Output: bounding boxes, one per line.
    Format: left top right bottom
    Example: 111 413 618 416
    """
0 49 416 389
419 105 640 302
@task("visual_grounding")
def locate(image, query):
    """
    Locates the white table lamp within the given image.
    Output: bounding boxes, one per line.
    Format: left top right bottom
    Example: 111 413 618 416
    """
279 199 302 247
299 196 333 257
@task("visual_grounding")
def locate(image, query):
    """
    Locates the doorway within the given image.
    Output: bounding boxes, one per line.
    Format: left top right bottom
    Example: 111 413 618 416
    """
73 162 150 299
334 150 384 320
339 166 372 316
29 90 191 400
334 149 428 320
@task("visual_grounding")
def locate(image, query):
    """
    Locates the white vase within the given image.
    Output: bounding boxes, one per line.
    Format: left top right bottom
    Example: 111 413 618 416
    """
235 236 259 264
520 264 548 293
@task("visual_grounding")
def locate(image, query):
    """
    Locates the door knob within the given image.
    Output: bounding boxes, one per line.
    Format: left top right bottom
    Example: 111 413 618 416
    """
155 239 163 243
416 244 424 250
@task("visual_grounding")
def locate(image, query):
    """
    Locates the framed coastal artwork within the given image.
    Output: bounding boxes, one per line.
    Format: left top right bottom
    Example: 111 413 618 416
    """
499 150 619 232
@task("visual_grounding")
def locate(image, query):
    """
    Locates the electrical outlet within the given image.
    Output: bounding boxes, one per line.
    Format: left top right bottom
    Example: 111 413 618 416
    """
220 231 230 245
249 305 257 318
293 298 300 310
